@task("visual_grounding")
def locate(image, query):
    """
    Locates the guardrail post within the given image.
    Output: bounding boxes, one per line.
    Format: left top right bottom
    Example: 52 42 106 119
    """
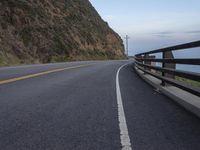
144 54 147 73
161 52 166 86
143 54 156 74
161 50 176 86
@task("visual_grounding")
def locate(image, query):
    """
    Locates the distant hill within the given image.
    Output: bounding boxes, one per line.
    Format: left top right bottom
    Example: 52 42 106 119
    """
0 0 125 66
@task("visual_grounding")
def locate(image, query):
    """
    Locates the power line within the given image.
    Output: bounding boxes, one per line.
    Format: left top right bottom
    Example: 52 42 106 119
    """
124 35 130 56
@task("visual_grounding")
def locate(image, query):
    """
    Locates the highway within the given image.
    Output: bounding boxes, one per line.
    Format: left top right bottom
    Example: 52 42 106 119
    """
0 60 200 150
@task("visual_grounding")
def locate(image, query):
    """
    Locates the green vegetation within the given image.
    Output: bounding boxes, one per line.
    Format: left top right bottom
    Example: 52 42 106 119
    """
19 27 32 46
176 76 200 88
0 0 125 66
0 51 22 66
0 57 4 66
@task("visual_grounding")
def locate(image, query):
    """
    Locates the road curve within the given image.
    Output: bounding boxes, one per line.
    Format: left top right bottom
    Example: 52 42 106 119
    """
0 60 200 150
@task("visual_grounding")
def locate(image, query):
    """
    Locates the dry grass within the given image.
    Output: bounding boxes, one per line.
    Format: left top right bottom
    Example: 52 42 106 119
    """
176 76 200 88
0 0 125 66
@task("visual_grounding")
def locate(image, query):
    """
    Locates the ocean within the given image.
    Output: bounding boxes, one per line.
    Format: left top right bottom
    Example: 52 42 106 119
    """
153 47 200 73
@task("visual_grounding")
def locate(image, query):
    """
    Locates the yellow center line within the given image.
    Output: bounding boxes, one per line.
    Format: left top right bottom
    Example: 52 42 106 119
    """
0 64 93 85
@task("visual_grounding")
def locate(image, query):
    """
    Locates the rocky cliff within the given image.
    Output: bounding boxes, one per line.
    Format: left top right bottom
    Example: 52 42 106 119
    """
0 0 125 66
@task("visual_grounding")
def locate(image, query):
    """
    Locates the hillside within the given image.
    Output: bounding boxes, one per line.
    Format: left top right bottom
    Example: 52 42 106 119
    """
0 0 125 66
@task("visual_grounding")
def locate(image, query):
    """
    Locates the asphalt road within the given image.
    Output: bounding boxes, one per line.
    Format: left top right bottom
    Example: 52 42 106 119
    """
0 60 200 150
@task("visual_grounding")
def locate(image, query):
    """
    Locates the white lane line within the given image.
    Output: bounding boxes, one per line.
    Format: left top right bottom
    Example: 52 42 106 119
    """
116 64 132 150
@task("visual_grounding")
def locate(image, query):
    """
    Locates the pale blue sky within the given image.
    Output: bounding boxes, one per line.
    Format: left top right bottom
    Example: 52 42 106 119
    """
90 0 200 56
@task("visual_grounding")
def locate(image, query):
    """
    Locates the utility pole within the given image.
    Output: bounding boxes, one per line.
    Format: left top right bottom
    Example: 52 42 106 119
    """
125 35 130 56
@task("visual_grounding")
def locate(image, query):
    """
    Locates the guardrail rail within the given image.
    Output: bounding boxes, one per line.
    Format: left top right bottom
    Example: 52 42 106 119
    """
134 40 200 97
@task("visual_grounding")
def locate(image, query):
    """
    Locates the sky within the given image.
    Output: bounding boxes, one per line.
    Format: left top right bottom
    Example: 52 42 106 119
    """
90 0 200 56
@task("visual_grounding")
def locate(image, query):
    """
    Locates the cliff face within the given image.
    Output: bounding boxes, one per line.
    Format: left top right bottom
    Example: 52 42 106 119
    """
0 0 125 66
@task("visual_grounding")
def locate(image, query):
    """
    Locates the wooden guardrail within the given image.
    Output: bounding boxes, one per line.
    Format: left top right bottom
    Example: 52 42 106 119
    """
134 40 200 97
